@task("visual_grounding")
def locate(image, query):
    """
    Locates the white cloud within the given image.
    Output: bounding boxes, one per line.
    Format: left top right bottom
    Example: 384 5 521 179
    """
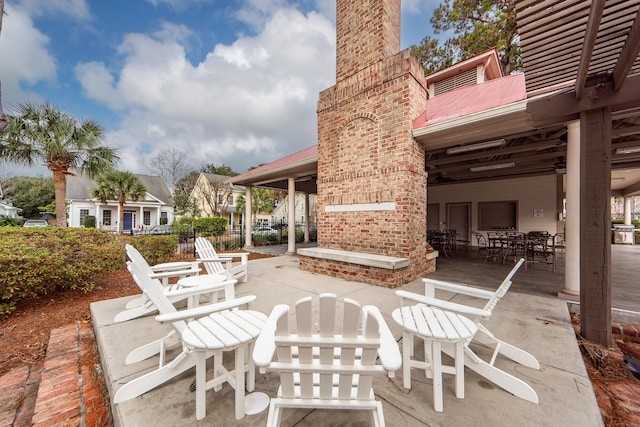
75 5 335 174
147 0 211 10
0 4 57 110
16 0 92 21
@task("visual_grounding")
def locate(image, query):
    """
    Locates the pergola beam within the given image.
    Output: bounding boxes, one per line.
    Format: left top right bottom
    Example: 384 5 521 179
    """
575 0 606 98
612 5 640 91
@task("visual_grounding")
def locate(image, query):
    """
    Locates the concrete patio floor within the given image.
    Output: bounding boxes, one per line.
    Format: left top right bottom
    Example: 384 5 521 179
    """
90 247 611 426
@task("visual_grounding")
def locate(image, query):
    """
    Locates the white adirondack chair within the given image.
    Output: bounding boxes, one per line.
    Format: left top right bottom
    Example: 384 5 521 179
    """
195 237 248 283
114 244 232 323
115 260 267 421
395 258 540 404
253 293 402 427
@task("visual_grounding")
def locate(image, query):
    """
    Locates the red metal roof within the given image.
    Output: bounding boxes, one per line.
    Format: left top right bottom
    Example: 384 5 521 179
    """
413 73 527 129
233 144 318 179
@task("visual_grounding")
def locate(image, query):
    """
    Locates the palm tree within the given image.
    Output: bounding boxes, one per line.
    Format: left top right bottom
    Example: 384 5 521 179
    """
92 170 146 233
0 101 119 226
0 0 7 131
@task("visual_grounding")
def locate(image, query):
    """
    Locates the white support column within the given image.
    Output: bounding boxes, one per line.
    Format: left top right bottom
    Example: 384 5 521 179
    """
304 193 310 243
244 186 253 249
561 120 580 297
287 178 296 255
624 197 632 225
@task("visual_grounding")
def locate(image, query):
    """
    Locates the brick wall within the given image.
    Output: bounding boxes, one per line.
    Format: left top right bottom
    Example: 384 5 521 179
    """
303 0 431 287
336 0 401 82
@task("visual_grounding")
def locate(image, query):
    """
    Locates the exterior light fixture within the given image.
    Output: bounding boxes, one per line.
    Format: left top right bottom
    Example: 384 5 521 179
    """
446 139 506 154
470 162 515 172
614 146 640 154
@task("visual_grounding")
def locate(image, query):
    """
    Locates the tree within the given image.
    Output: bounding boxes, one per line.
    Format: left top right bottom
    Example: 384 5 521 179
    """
236 187 279 224
200 164 238 177
412 0 520 75
146 147 187 193
92 170 146 233
0 102 119 226
196 174 232 217
0 176 54 218
173 171 200 216
0 0 6 131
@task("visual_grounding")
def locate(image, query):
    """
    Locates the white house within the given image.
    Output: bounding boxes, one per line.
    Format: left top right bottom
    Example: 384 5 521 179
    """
66 174 175 231
0 200 21 219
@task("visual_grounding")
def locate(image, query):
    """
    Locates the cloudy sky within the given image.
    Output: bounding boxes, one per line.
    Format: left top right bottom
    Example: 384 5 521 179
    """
0 0 438 179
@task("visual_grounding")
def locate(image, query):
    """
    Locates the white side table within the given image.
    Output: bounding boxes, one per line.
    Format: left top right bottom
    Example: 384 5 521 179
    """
392 304 477 412
182 309 270 420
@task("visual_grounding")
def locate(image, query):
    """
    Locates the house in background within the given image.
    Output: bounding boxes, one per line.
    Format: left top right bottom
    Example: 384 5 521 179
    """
0 199 21 219
189 173 246 228
271 193 317 226
66 174 174 231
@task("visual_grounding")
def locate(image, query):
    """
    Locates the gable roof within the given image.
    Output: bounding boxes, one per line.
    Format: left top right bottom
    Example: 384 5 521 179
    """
413 73 527 129
226 145 318 193
66 173 174 205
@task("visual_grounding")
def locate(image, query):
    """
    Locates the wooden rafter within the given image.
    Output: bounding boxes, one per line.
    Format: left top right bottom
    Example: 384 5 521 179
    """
612 4 640 91
575 0 607 98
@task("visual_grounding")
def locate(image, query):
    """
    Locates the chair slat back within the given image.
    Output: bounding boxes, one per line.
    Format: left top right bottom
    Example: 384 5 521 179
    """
273 293 381 402
126 260 189 335
482 258 525 314
125 244 153 273
319 294 337 399
194 237 226 276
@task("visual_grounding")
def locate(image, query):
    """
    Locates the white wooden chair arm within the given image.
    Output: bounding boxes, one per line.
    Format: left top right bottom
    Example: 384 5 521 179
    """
423 278 495 299
395 290 492 319
197 257 233 263
155 295 256 323
150 261 200 272
219 253 249 262
363 306 402 372
148 268 201 280
162 279 236 299
253 304 289 367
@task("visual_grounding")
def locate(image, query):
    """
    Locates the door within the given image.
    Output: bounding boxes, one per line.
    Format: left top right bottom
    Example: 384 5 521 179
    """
123 212 133 231
447 203 471 247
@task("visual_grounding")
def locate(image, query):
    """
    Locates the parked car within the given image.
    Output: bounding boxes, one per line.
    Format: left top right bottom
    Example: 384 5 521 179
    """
252 227 275 235
23 219 48 227
149 224 172 235
271 223 288 230
147 224 194 243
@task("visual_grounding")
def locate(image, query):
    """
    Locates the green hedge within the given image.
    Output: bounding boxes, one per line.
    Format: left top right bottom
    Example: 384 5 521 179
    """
0 227 178 318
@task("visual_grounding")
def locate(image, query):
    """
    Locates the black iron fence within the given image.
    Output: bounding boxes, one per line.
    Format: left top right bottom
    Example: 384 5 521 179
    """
133 221 317 257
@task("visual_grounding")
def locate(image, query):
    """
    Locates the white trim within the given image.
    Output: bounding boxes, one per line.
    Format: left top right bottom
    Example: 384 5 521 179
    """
325 202 396 212
412 99 529 139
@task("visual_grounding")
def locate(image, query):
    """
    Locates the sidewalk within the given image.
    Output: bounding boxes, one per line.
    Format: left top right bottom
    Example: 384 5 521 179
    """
91 255 603 426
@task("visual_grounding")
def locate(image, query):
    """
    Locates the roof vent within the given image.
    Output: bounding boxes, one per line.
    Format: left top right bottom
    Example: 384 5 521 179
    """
433 68 477 96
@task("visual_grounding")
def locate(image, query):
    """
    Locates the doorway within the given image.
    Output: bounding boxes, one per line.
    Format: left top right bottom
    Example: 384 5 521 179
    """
447 202 471 247
427 203 440 231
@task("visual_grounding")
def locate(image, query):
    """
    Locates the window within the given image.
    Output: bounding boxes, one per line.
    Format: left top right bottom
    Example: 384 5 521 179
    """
228 195 234 206
102 210 112 226
143 211 151 226
218 194 225 204
79 209 89 227
478 201 518 230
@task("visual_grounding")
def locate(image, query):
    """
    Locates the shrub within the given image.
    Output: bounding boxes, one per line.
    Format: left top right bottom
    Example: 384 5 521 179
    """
131 234 178 265
0 215 20 227
84 215 96 228
194 217 227 237
0 227 125 317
